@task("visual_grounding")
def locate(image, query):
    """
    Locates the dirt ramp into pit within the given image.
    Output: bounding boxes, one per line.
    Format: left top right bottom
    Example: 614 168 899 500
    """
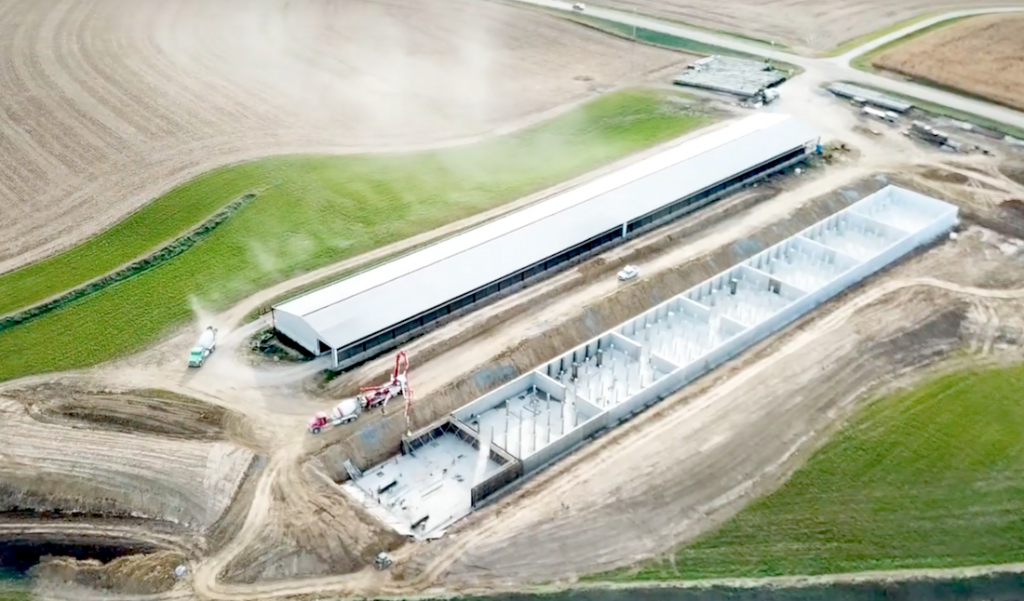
0 391 254 530
219 460 404 583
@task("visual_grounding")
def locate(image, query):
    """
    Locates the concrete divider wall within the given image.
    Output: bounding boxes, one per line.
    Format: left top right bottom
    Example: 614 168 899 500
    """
454 371 546 423
572 394 606 423
522 411 609 475
649 351 680 374
533 372 568 401
471 459 524 506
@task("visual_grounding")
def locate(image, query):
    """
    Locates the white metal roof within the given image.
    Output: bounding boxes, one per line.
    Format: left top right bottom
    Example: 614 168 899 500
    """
274 112 820 350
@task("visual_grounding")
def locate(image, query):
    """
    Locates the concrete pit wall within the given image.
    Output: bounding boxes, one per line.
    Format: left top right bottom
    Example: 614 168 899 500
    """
317 176 894 483
503 188 958 485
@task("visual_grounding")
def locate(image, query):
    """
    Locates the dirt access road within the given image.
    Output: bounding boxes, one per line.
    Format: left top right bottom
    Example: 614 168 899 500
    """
600 0 1024 53
0 0 679 274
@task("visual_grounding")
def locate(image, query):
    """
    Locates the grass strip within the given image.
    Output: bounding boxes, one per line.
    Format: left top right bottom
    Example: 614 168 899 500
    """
0 172 267 316
0 193 258 332
597 361 1024 581
0 89 711 382
562 13 802 75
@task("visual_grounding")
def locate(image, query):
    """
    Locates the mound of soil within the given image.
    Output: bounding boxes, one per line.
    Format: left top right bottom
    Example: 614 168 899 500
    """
31 550 184 595
20 386 231 441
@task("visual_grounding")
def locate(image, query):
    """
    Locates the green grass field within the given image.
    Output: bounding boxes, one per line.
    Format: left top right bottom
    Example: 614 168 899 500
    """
0 89 711 382
565 14 801 75
599 362 1024 581
0 168 266 317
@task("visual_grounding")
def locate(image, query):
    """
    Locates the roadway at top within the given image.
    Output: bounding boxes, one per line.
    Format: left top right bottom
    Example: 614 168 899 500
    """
508 0 1024 132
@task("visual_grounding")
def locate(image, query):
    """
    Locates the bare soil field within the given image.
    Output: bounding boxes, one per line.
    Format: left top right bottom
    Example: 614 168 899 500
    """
600 0 1023 52
0 385 254 530
873 15 1024 112
0 0 681 274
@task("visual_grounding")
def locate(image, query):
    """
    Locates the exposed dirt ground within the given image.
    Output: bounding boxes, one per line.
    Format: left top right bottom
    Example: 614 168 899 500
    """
0 385 254 531
600 0 1024 52
8 60 1024 597
11 148 1024 601
873 15 1024 112
0 0 683 273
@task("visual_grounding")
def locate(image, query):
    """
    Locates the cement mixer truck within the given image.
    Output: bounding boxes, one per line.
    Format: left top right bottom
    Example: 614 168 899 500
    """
188 327 217 368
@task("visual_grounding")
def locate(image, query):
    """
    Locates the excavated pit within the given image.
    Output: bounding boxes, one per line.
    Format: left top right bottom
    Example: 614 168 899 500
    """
315 174 893 478
1 540 150 574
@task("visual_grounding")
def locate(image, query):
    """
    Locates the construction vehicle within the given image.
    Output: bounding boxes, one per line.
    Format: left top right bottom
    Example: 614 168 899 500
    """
374 552 393 570
758 88 779 104
308 398 361 434
358 351 413 411
188 327 217 368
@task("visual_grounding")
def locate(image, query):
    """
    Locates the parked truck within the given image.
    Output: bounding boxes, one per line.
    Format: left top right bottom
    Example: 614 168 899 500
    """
188 327 217 368
308 398 362 434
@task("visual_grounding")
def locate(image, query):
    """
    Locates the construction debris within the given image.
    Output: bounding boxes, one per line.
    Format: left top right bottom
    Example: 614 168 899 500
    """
674 55 787 99
827 82 913 113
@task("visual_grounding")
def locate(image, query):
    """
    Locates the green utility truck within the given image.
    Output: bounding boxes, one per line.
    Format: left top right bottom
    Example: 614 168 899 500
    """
188 326 218 368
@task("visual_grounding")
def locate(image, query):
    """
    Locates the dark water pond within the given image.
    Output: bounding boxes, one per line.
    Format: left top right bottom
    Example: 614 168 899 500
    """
460 573 1024 601
4 568 1024 600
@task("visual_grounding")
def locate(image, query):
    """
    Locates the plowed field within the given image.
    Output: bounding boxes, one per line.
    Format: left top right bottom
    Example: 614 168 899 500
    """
873 15 1024 112
601 0 1023 52
0 0 677 273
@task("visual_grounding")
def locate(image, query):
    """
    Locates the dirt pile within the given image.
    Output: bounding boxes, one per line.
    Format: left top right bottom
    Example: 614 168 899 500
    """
31 550 185 595
219 458 404 583
874 15 1024 112
17 386 238 441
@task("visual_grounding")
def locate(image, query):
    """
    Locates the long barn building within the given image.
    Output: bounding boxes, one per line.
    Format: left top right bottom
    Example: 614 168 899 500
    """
272 113 821 369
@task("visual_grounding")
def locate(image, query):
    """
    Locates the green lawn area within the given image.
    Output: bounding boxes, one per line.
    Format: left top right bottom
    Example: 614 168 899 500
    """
599 362 1024 581
566 13 801 75
0 89 711 382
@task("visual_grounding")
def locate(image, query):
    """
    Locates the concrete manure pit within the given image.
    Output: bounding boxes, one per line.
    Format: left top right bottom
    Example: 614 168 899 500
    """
345 422 505 538
342 186 960 539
